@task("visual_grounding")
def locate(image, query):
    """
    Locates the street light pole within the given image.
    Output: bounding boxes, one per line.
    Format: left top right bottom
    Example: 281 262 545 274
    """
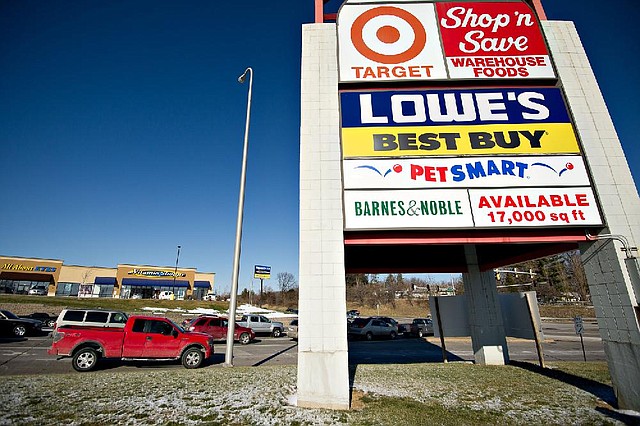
173 245 181 288
224 67 253 367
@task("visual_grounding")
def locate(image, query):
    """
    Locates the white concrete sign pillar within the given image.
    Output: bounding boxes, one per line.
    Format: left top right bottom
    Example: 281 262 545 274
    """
543 20 640 411
462 245 509 365
297 23 350 410
580 240 640 409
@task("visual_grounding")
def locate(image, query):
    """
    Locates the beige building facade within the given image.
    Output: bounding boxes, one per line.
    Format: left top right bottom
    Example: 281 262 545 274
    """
0 255 214 300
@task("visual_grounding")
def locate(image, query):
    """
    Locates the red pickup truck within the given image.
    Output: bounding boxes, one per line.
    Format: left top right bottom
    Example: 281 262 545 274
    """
49 315 214 372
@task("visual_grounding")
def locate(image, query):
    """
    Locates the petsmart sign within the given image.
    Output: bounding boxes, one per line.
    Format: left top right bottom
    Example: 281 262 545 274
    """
343 155 591 189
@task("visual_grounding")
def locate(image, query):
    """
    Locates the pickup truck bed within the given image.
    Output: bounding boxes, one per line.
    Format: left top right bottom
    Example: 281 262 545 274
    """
49 315 214 371
236 314 285 337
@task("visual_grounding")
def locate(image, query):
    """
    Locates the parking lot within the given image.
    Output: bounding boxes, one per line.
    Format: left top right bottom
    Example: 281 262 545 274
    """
0 320 605 375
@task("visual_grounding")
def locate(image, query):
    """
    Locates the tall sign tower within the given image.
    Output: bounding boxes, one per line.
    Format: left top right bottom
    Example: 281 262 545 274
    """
298 0 640 410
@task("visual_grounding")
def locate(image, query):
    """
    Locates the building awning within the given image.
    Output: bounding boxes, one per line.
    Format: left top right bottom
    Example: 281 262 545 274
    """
194 281 211 289
122 278 189 288
94 277 116 285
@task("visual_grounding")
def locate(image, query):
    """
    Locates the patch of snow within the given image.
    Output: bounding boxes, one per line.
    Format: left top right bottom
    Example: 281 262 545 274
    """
186 307 221 315
231 304 298 318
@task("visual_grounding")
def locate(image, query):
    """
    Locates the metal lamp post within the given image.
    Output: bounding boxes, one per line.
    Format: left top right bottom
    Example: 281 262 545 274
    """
173 245 181 296
224 67 253 367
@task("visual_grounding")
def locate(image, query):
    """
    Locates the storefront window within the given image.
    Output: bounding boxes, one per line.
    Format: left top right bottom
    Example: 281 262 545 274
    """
56 282 80 297
0 279 50 294
192 288 207 300
79 284 94 297
120 285 188 299
93 284 114 298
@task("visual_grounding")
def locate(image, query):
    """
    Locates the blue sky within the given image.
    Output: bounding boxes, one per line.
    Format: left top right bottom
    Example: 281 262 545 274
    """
1 0 638 294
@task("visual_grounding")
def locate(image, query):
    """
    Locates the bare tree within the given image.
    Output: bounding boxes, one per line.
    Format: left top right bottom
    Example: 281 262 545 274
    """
568 251 590 302
346 274 369 305
277 272 297 293
79 268 95 297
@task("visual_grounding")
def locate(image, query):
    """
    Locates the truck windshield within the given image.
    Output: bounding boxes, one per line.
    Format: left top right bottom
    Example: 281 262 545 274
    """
168 319 185 332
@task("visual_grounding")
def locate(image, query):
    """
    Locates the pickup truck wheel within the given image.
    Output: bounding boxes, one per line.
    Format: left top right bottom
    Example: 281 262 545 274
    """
182 347 204 369
365 332 373 341
272 328 282 338
238 332 251 345
12 325 27 337
390 331 397 340
73 348 98 372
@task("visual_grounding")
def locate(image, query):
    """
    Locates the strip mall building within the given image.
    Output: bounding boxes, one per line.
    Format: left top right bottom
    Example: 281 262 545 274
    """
0 255 214 300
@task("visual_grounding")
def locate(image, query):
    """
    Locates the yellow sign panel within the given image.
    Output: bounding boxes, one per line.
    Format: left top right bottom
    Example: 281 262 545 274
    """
341 123 580 158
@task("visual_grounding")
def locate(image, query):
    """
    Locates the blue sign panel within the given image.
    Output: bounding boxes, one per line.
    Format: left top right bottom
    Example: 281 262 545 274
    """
340 87 571 128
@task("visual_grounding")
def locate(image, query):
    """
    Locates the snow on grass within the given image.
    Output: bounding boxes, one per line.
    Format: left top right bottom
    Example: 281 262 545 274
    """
0 363 627 426
139 304 298 319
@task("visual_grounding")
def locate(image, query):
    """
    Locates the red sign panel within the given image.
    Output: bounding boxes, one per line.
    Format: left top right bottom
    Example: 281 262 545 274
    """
436 2 555 79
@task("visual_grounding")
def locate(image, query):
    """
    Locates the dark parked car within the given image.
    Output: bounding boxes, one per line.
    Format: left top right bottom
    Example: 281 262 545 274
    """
399 318 434 337
0 310 43 337
19 312 57 328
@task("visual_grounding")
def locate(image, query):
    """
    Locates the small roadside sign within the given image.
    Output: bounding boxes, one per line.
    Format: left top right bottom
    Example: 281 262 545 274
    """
254 265 271 280
574 316 587 361
573 316 584 335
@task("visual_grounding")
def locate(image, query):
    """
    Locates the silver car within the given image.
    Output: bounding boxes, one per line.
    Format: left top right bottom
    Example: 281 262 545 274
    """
287 319 298 340
348 317 398 341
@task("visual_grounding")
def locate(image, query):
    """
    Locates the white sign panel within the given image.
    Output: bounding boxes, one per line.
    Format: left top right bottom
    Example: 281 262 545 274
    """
469 187 603 227
344 189 473 230
343 156 590 189
338 3 447 83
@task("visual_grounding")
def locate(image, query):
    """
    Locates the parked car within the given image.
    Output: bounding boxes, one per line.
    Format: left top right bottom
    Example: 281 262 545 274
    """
49 315 214 371
399 318 434 338
371 316 399 329
158 291 174 300
20 312 57 328
0 310 43 337
28 286 48 296
54 309 128 329
288 319 298 340
347 310 360 319
236 314 285 337
186 315 255 345
348 317 398 341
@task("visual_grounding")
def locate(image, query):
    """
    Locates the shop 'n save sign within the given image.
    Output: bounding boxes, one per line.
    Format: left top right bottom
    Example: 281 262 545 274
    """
337 0 555 83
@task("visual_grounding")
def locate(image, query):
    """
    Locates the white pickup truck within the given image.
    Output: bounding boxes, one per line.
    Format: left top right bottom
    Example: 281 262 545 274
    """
236 314 284 337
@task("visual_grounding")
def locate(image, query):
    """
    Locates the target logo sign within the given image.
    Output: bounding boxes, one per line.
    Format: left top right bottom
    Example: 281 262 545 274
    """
338 3 447 83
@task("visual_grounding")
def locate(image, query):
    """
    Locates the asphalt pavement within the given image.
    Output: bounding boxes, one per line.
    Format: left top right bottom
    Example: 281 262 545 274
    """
0 319 605 376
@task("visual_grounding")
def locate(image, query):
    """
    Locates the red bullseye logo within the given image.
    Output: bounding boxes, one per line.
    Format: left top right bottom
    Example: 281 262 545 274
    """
351 6 427 64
